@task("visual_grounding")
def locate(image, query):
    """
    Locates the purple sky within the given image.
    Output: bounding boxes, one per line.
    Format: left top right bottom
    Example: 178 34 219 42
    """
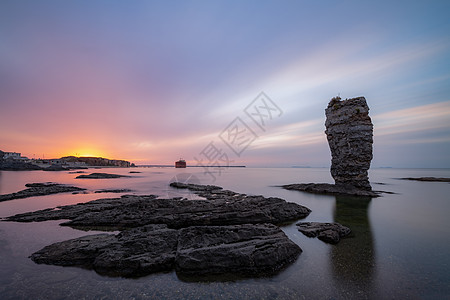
1 0 449 167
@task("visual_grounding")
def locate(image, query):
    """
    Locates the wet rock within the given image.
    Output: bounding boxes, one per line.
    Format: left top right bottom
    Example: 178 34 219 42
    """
0 183 86 202
30 224 300 278
12 184 309 278
296 222 351 244
5 185 311 229
30 224 179 277
176 224 301 276
75 173 131 179
325 96 373 190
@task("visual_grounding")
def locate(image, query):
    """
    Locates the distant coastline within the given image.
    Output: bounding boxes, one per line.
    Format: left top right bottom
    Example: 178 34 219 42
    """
0 150 134 171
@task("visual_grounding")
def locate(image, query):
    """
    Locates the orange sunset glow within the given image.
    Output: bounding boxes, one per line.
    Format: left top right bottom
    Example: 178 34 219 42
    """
0 1 449 168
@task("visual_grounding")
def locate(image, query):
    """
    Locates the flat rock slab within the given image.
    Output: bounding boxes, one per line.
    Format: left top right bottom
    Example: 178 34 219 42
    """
31 224 179 277
94 189 133 193
0 183 86 202
296 222 351 244
176 224 301 276
282 183 381 197
400 177 450 183
76 173 131 179
4 184 311 229
30 224 300 278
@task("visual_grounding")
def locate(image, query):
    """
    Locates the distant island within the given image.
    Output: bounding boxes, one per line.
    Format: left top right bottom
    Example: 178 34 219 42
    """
0 150 134 171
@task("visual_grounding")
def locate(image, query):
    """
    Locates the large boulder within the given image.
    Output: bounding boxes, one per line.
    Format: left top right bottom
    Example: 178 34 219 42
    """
325 96 373 191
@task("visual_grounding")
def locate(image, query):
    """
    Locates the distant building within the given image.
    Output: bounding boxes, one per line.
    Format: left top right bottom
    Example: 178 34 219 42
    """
3 152 21 159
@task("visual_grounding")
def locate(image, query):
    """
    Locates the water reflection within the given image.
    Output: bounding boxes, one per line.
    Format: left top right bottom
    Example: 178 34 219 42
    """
331 196 375 295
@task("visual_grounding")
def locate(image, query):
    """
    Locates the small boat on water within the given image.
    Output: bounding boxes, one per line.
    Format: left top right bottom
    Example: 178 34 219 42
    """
175 159 186 168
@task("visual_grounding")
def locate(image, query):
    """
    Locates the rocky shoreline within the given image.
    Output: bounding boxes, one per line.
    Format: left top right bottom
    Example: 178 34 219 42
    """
4 183 311 278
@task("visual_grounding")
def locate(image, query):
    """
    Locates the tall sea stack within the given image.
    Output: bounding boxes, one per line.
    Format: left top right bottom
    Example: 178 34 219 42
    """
325 96 373 191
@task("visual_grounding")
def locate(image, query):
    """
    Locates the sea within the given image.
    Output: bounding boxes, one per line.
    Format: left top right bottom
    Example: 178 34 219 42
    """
0 167 449 299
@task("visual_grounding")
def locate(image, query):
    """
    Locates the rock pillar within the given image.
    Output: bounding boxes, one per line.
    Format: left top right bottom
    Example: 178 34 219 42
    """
325 96 373 190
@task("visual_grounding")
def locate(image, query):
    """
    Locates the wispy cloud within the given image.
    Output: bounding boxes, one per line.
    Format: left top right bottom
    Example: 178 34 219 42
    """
373 100 450 138
251 119 325 149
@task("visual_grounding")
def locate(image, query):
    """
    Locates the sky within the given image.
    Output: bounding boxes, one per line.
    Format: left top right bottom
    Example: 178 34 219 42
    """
1 0 449 168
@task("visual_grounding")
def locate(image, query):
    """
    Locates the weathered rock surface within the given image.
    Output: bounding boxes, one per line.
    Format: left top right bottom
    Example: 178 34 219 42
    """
8 183 309 278
31 224 179 277
4 183 311 229
296 222 351 244
0 183 86 202
400 177 450 183
176 224 301 276
30 223 300 277
282 183 380 197
282 96 378 197
75 173 131 179
325 96 373 190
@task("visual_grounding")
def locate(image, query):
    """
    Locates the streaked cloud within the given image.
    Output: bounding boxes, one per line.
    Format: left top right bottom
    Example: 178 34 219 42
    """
373 101 450 138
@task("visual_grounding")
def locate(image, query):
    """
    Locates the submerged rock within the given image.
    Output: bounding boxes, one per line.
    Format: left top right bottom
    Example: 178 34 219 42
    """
325 96 373 191
76 173 131 179
296 222 351 244
400 177 450 183
0 182 86 202
30 223 300 278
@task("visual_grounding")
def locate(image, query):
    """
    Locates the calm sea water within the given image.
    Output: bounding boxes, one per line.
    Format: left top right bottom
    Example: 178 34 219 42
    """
0 167 449 299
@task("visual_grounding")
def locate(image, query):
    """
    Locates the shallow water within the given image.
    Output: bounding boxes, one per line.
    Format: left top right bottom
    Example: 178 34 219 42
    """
0 167 449 299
